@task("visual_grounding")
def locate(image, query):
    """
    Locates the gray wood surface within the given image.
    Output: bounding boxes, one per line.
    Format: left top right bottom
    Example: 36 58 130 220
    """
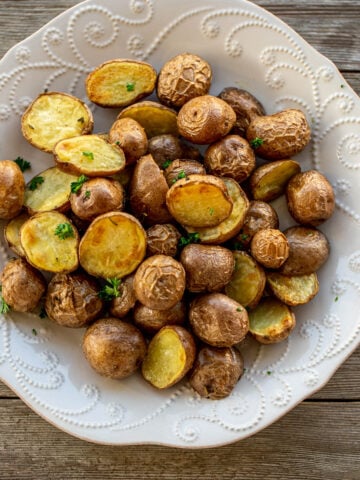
0 1 359 478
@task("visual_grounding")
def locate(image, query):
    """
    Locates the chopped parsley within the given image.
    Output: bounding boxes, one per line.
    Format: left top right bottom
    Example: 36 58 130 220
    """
172 170 187 183
54 223 75 240
232 241 246 251
98 278 122 301
0 286 10 314
161 159 173 169
77 116 85 123
84 190 91 199
70 175 89 194
32 328 38 336
334 296 339 302
236 307 242 312
209 207 214 216
178 232 200 247
115 141 121 147
250 137 264 149
126 82 135 92
340 84 345 89
14 156 31 172
28 176 44 191
82 151 94 160
266 370 272 375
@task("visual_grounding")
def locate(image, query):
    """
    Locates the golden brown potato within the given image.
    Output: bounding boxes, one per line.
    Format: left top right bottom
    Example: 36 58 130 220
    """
21 92 93 153
246 109 311 160
117 101 178 138
109 274 137 318
45 272 103 328
157 53 212 108
286 170 335 226
82 317 147 379
0 258 46 312
180 244 235 292
133 255 186 310
189 346 244 400
218 87 266 137
166 174 233 228
250 229 289 269
204 135 256 183
108 118 148 165
70 177 124 221
129 154 172 226
85 59 157 107
189 293 249 347
133 301 186 335
267 272 319 306
0 161 25 220
79 212 146 279
249 159 301 202
163 159 206 187
177 95 236 144
4 212 29 257
248 297 296 344
141 325 196 389
280 226 330 275
146 223 181 257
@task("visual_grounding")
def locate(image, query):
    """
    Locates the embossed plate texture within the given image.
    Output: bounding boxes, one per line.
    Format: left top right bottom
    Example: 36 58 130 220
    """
0 0 359 447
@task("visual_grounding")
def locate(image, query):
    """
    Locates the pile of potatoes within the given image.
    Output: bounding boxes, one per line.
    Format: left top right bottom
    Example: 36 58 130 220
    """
0 53 335 400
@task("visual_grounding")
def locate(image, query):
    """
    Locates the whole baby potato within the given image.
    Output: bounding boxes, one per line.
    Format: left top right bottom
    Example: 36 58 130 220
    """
133 301 186 335
246 109 311 160
163 159 206 186
286 170 335 226
148 134 183 167
146 223 181 257
0 160 25 220
250 228 289 269
109 274 137 318
82 317 147 379
177 95 236 144
180 244 235 292
109 118 148 165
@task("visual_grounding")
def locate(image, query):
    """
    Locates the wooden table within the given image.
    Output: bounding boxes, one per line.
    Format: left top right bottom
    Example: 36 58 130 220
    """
0 1 359 478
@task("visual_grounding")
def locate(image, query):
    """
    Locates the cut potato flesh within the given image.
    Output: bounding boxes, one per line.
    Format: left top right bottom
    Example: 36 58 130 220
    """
54 135 126 176
24 167 78 214
79 212 146 279
20 211 79 273
21 92 93 153
266 272 319 306
225 251 266 308
4 212 30 257
248 297 296 344
186 177 249 243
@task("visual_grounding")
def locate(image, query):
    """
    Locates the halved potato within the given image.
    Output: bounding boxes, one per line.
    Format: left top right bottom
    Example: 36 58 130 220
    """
141 325 196 389
4 212 30 257
24 167 78 214
86 59 157 107
21 92 93 153
117 101 178 138
54 134 126 176
20 211 79 273
166 174 233 228
248 297 296 344
225 251 266 308
266 272 319 306
79 212 146 279
185 178 249 244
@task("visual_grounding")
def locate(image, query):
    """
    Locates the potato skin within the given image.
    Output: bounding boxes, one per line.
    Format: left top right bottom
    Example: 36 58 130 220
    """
189 293 249 347
146 223 181 257
163 159 206 187
148 134 183 166
109 118 148 165
189 346 244 399
1 258 46 312
109 274 137 318
250 229 289 269
133 301 186 335
82 318 147 379
180 244 235 292
0 161 25 220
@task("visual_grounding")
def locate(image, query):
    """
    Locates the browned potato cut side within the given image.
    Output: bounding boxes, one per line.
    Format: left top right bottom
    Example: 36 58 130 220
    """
225 251 266 308
0 160 25 220
86 59 157 107
141 325 196 389
21 92 93 153
20 211 79 273
24 167 78 214
54 134 126 177
4 212 30 257
266 272 319 306
186 178 249 244
117 101 178 138
79 212 146 279
166 174 233 228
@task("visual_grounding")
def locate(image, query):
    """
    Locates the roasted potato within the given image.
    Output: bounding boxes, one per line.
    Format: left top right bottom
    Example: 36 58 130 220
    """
82 317 147 379
250 229 289 269
0 258 46 312
246 109 311 160
133 301 186 335
147 134 183 166
286 170 335 226
204 135 256 183
0 160 25 220
189 346 244 400
180 244 235 292
248 297 296 344
141 325 196 389
20 211 79 273
108 118 148 165
157 53 212 108
177 95 236 144
133 254 186 310
79 212 146 279
267 271 319 306
86 59 157 107
45 272 103 328
146 223 181 257
4 212 29 257
21 92 93 153
109 274 137 318
163 159 206 187
166 174 233 228
189 293 249 347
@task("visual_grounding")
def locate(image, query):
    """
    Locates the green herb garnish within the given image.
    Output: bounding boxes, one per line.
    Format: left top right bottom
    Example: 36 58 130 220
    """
82 151 94 160
98 278 122 301
236 307 242 312
32 328 38 336
161 159 172 169
266 370 272 375
28 176 44 191
250 137 264 149
232 241 246 251
71 175 89 193
0 286 10 314
77 116 85 123
84 190 91 199
209 207 214 216
126 82 135 92
54 223 75 240
172 170 187 183
334 296 339 302
14 156 31 172
178 232 200 247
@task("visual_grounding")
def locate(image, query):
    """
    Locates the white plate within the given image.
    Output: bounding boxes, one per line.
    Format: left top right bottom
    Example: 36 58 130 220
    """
0 0 359 448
